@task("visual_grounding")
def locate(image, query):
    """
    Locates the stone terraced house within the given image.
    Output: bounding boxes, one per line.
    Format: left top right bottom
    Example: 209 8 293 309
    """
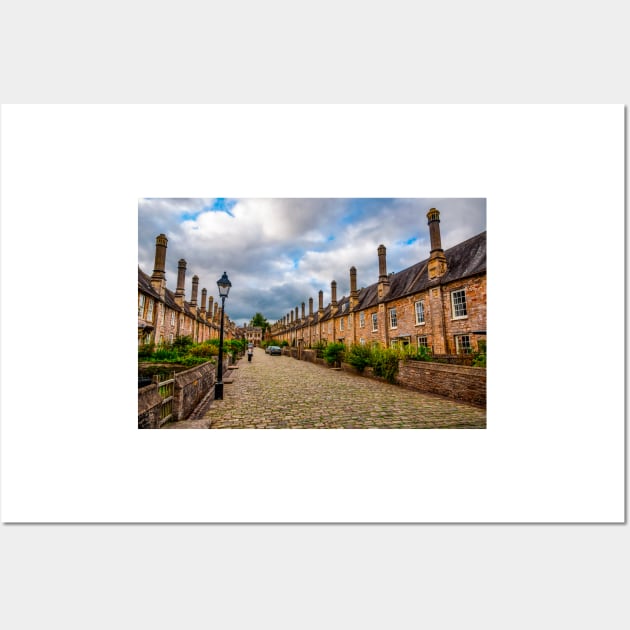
269 208 486 356
138 234 235 346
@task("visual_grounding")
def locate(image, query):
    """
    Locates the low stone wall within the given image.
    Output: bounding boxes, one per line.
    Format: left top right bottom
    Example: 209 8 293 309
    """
302 349 317 363
138 361 216 428
397 361 485 407
138 384 162 429
173 362 216 422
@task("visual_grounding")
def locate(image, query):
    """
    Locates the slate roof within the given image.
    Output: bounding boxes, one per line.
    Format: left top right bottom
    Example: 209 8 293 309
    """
138 267 202 316
343 230 486 313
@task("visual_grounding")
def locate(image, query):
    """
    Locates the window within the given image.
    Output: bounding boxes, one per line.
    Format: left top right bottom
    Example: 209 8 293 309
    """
171 312 175 326
414 300 425 325
339 317 344 331
138 294 146 317
359 338 365 345
389 307 397 329
451 290 468 319
417 335 428 348
146 299 154 321
342 302 347 313
455 335 472 354
359 312 365 328
371 313 378 331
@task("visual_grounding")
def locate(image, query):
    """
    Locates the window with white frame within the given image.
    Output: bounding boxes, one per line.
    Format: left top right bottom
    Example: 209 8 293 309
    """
138 294 146 317
455 334 472 354
389 307 397 329
146 299 154 321
451 289 468 319
359 338 365 345
359 312 365 328
339 317 344 331
414 300 425 325
371 313 378 331
417 335 428 348
171 311 175 326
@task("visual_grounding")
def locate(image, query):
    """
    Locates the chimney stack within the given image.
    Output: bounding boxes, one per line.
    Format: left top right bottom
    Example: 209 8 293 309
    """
309 297 314 321
331 280 337 310
301 302 306 321
201 288 207 315
318 290 324 315
377 245 390 300
426 208 448 279
208 296 214 322
175 259 186 307
350 266 359 309
190 275 199 308
150 234 168 297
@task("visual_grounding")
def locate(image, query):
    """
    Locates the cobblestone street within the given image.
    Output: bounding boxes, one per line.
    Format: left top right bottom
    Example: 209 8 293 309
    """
163 348 486 429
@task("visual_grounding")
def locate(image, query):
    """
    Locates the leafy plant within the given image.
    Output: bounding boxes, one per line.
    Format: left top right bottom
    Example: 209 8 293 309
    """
346 343 372 373
138 342 155 359
370 346 400 383
405 344 433 362
323 342 346 367
172 335 194 352
472 339 486 367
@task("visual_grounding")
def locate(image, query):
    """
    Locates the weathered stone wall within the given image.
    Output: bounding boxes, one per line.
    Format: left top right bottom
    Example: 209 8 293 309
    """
138 384 162 429
138 361 217 428
397 360 485 407
173 362 216 421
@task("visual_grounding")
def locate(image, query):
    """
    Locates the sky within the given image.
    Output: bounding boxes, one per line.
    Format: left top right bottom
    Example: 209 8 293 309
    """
138 198 486 327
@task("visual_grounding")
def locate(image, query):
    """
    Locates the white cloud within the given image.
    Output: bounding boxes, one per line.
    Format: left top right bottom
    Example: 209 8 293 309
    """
139 198 486 325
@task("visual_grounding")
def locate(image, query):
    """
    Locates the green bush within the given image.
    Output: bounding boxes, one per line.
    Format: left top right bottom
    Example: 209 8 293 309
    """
311 340 327 358
371 346 400 383
323 342 346 366
172 335 194 352
188 343 219 358
472 340 486 367
405 344 433 362
346 343 372 372
138 342 155 358
152 347 180 362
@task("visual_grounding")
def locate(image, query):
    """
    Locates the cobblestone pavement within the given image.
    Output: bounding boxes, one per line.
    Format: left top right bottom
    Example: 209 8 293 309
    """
163 348 486 429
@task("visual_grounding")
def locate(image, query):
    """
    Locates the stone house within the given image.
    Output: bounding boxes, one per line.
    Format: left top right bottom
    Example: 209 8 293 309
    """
270 209 486 356
138 234 235 346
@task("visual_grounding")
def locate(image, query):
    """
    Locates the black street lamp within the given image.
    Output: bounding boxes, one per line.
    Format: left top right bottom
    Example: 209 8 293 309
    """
214 271 232 400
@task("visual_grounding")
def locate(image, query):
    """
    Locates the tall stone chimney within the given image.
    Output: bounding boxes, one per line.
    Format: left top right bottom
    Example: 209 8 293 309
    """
150 234 168 297
349 266 359 309
308 297 314 321
295 306 299 323
427 208 448 279
175 259 186 307
200 288 207 315
190 275 199 308
213 302 219 323
208 296 214 322
377 245 390 300
318 290 324 316
331 280 338 313
291 311 294 324
301 302 306 321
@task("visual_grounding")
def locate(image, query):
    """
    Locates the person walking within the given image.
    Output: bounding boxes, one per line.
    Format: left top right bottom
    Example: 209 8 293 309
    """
247 345 253 362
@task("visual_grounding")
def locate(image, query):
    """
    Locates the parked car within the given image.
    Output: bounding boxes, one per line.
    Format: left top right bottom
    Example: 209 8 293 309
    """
268 345 282 355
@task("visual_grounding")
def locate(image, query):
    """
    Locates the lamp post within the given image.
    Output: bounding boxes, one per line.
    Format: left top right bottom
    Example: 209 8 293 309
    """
214 271 232 400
